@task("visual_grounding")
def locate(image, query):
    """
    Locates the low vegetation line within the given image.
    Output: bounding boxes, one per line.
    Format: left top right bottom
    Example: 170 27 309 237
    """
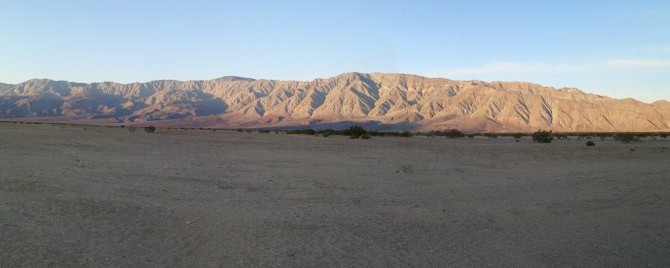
3 120 669 143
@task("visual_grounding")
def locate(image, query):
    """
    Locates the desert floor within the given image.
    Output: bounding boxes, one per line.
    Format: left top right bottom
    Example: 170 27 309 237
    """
1 123 669 267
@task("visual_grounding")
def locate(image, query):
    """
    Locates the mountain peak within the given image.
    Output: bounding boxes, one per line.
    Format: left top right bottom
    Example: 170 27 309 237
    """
0 73 668 132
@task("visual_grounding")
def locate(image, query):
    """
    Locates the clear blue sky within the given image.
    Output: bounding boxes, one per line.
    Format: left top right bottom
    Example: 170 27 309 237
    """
1 0 669 102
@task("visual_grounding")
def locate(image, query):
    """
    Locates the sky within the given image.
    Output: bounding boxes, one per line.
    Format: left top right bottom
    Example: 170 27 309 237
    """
1 0 669 102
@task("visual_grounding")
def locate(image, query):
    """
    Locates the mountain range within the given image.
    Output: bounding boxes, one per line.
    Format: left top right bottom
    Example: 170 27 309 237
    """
1 72 669 132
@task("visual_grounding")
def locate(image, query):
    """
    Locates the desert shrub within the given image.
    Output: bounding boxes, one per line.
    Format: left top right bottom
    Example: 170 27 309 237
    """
144 126 156 134
344 125 367 139
467 134 476 138
127 126 137 133
532 130 554 143
613 133 640 143
361 135 371 139
444 129 465 138
554 133 568 140
365 130 381 136
586 141 596 146
400 131 413 137
427 129 465 138
287 129 316 135
483 133 499 139
319 129 336 136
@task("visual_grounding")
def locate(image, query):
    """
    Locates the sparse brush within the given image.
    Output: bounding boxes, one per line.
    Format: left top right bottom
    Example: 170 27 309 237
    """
586 141 596 146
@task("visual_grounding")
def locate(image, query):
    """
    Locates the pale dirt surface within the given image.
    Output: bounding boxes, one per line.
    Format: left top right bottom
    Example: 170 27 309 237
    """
1 123 669 267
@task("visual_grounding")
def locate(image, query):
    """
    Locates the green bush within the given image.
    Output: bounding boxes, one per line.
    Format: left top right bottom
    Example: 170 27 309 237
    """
532 130 554 143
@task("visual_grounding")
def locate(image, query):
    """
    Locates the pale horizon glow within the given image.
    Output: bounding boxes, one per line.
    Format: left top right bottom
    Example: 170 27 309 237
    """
1 0 669 102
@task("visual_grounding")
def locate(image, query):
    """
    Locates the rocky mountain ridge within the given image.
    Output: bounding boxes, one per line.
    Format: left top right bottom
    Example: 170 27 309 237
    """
1 73 668 132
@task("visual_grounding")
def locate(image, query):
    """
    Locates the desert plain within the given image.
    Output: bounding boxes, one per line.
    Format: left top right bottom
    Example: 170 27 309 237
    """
1 122 669 267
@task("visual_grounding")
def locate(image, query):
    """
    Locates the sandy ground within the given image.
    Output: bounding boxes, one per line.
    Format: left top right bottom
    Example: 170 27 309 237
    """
1 123 669 267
